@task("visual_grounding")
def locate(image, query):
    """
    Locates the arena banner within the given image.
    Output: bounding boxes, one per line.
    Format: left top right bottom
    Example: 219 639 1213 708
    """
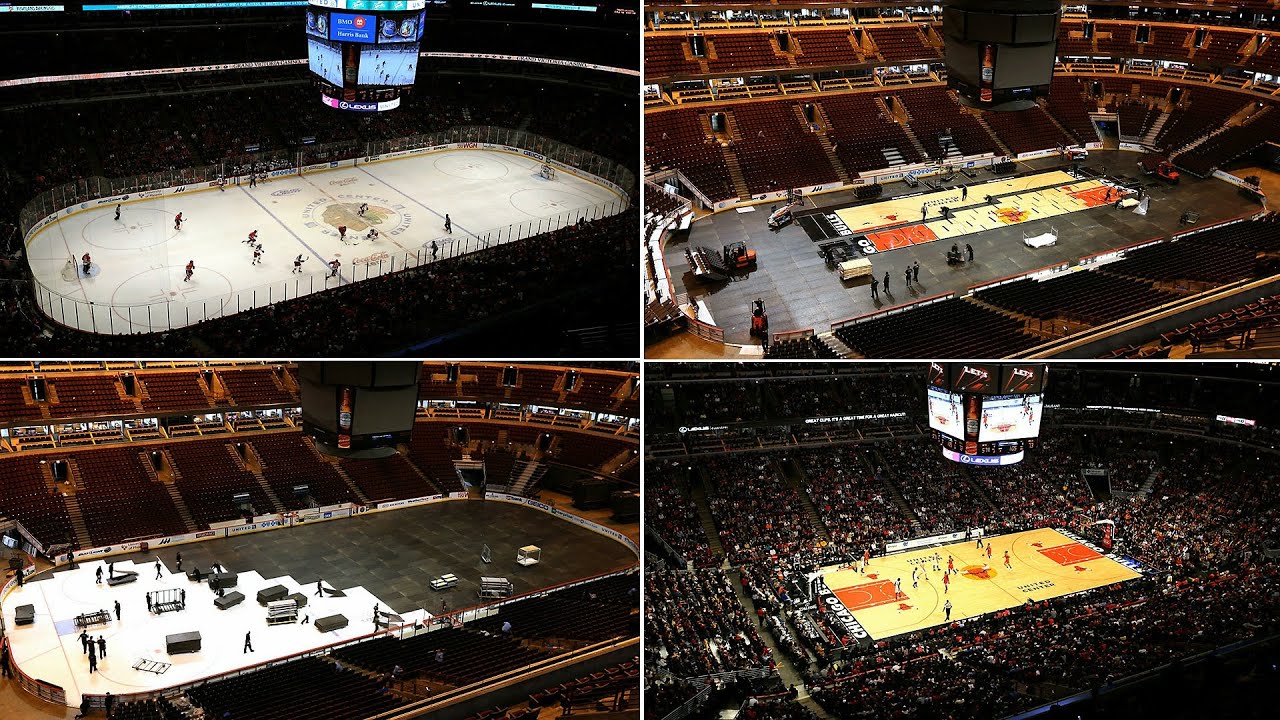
886 528 984 554
374 494 444 510
0 52 634 90
1016 148 1065 161
1211 170 1257 190
1118 142 1146 152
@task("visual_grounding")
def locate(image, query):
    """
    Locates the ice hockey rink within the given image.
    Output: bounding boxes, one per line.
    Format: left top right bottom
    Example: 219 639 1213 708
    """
25 148 627 334
2 557 429 708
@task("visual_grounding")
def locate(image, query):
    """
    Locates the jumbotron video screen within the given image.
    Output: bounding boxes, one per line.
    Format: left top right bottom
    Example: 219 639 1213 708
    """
929 362 1048 465
305 0 427 111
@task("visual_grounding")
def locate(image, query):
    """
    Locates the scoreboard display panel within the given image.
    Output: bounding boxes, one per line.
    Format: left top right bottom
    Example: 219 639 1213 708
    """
306 0 426 111
927 387 964 439
951 363 997 394
307 38 344 86
927 362 949 390
978 394 1043 442
358 44 419 86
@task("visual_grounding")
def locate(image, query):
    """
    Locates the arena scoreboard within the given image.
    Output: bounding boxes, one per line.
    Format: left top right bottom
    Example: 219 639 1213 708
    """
306 0 426 112
298 361 421 456
928 362 1047 465
943 0 1061 111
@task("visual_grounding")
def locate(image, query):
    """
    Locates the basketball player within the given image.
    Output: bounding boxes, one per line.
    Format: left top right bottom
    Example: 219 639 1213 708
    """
987 545 993 562
894 578 902 600
1004 550 1012 570
184 260 195 282
942 571 950 594
947 555 954 575
912 567 919 589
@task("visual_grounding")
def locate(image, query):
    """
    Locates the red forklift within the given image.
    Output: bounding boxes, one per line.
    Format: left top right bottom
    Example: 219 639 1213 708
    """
750 299 769 343
724 241 757 271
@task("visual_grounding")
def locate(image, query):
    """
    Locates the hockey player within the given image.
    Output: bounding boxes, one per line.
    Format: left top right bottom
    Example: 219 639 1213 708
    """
293 255 306 274
245 230 258 245
443 214 452 234
114 204 121 222
184 260 195 282
365 227 379 241
217 177 226 192
81 253 92 275
174 213 184 231
358 203 368 217
328 259 341 278
430 240 439 259
252 245 264 266
338 225 348 243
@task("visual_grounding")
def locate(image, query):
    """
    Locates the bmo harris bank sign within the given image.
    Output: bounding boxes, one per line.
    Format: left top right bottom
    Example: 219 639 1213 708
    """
331 13 376 42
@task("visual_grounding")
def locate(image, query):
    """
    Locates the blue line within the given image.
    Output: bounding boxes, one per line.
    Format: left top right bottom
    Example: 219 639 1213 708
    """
354 164 485 242
239 184 348 285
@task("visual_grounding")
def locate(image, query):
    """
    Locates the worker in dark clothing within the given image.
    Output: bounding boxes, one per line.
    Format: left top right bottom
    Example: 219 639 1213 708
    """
966 243 974 263
883 271 890 294
870 275 879 300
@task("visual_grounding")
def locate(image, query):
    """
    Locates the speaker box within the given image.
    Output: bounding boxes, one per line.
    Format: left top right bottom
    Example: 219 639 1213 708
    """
214 592 245 610
257 585 288 605
14 604 35 625
288 592 309 609
207 572 238 590
315 614 348 633
166 631 202 655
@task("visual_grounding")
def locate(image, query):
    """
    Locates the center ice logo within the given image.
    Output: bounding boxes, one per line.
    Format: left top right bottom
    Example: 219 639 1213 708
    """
300 196 412 239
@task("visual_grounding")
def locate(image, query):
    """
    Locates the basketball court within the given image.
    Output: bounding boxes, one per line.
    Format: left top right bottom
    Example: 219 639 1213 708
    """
818 527 1142 640
832 170 1132 252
